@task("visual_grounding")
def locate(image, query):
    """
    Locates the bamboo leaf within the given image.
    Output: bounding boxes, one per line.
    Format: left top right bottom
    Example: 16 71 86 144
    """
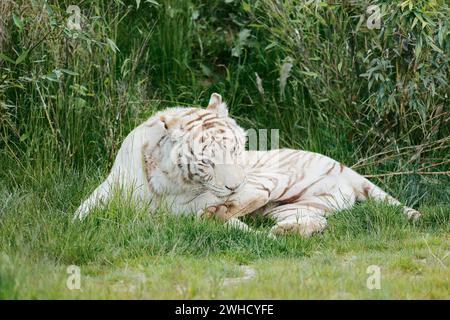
20 132 29 142
299 70 319 78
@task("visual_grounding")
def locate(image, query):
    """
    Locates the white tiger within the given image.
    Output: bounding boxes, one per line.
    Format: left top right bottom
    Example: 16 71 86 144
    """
74 93 420 237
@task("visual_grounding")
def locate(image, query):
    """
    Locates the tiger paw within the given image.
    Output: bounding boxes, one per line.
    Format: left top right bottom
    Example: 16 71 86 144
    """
270 214 327 237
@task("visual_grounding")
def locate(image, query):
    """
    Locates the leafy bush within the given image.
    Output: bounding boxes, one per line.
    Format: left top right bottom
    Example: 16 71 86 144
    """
0 0 448 195
0 0 154 167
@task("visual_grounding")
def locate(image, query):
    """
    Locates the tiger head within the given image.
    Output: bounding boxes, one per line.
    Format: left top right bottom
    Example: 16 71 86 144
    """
159 93 246 198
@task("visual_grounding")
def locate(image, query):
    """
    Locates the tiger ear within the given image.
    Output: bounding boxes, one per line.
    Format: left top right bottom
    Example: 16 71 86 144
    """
207 93 228 117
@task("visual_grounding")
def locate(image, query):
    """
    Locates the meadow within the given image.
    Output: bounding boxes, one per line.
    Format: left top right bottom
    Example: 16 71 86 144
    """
0 0 449 299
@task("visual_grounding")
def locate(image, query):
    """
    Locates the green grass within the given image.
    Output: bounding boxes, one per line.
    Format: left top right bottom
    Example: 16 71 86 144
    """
0 166 448 299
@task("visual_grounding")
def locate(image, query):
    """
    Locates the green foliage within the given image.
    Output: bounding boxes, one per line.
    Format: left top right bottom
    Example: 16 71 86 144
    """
0 0 448 299
1 0 447 206
0 167 448 298
0 0 154 167
1 0 448 164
